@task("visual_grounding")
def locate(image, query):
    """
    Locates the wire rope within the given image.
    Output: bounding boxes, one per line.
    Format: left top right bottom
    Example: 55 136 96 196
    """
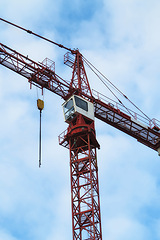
82 55 152 122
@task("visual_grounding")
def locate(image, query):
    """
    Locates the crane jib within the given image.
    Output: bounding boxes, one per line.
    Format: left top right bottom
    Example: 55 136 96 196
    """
2 17 160 240
94 98 160 151
0 43 72 99
0 42 160 154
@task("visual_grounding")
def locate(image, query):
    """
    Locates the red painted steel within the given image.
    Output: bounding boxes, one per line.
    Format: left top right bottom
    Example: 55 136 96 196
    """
61 51 102 239
59 114 102 240
93 97 160 151
1 43 160 148
1 41 160 240
64 51 92 98
0 43 71 99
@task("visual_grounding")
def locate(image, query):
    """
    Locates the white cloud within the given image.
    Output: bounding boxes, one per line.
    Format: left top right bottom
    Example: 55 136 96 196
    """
0 228 17 240
0 0 160 240
1 0 52 25
104 217 150 240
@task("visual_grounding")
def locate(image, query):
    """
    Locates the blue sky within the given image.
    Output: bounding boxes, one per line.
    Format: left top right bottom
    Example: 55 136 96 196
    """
1 0 160 239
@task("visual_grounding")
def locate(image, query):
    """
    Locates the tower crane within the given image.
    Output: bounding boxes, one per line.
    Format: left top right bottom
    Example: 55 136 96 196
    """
0 18 160 240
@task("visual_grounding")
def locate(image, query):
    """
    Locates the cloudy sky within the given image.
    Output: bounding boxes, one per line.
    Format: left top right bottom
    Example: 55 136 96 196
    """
1 0 160 239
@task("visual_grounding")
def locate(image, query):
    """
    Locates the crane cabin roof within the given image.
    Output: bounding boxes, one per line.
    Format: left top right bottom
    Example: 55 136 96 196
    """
62 95 94 123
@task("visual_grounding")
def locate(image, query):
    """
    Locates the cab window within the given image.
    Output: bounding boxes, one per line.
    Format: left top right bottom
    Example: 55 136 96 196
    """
75 96 88 111
63 98 75 120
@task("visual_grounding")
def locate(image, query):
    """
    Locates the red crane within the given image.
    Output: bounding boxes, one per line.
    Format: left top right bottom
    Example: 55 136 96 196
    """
0 19 160 240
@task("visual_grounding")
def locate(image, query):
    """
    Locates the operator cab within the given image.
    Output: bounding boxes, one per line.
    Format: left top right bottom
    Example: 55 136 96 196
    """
62 95 94 123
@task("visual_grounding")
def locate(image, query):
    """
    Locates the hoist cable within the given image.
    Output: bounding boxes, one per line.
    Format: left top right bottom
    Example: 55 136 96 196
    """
0 18 73 53
83 58 135 118
37 99 44 168
82 56 125 97
0 17 152 122
82 55 152 122
39 110 42 168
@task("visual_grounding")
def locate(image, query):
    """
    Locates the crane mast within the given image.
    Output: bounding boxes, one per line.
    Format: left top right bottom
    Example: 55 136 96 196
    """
59 51 102 239
0 43 103 239
1 41 160 240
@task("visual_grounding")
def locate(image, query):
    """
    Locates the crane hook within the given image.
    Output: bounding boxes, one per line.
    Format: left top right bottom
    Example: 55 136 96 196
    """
37 99 44 167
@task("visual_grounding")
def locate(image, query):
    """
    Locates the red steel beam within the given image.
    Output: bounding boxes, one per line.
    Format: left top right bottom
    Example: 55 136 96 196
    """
0 43 71 99
94 98 160 151
1 42 160 152
59 117 102 240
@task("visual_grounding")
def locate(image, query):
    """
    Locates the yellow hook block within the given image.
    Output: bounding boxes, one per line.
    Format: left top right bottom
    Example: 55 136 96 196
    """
37 99 44 111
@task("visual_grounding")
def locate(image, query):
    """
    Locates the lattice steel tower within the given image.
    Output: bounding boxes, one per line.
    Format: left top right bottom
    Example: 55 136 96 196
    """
59 51 102 240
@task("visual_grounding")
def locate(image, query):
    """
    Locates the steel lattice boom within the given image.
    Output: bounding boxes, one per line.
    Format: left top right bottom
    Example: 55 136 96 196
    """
0 43 71 99
1 41 160 240
1 43 160 151
93 96 160 151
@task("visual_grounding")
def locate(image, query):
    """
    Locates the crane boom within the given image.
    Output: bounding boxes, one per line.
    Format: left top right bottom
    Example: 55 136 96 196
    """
0 42 160 154
1 38 160 240
94 97 160 151
0 43 72 99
